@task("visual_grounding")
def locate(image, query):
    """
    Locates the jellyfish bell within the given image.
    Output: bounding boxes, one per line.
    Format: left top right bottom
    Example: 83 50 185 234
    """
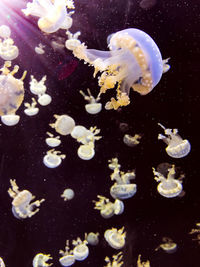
0 38 19 61
61 188 75 201
59 255 75 266
0 25 11 39
113 199 124 215
45 132 61 147
43 149 66 168
38 93 52 106
104 227 126 250
1 114 20 126
77 143 95 160
73 243 89 261
110 183 137 199
50 114 75 135
33 253 53 267
86 232 99 246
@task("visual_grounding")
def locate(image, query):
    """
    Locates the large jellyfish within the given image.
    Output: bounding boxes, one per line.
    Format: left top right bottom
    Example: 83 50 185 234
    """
68 28 169 110
22 0 75 33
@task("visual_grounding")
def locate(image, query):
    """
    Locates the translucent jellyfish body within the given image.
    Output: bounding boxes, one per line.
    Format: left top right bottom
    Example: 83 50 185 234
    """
0 257 5 267
35 43 45 54
104 227 126 250
50 114 75 135
1 114 20 126
0 25 11 39
59 240 75 267
71 28 168 110
8 179 45 219
65 30 81 51
43 149 66 168
80 88 102 114
24 98 39 116
155 237 177 253
158 123 191 158
22 0 75 33
93 195 124 218
108 158 137 199
104 252 123 267
85 232 99 246
61 188 75 201
123 133 142 147
0 61 27 116
45 132 61 147
72 237 89 261
33 253 53 267
152 164 184 198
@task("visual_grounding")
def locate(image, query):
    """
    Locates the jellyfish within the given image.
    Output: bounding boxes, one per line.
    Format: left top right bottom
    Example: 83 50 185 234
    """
59 240 76 267
104 252 123 267
108 158 137 199
85 232 99 246
152 164 184 198
155 237 177 253
61 188 75 201
137 255 150 267
45 132 61 147
189 223 200 244
22 0 75 33
123 133 142 147
0 25 11 39
8 179 45 219
33 253 53 267
0 61 27 125
35 43 45 54
158 123 191 158
69 28 169 110
65 30 81 51
104 227 126 250
93 195 124 218
24 98 39 116
50 114 75 135
29 75 52 106
0 257 5 267
72 237 89 261
77 142 95 160
43 149 66 168
80 88 102 114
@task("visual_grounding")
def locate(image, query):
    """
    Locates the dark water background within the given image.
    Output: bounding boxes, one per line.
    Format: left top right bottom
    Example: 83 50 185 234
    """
0 0 199 266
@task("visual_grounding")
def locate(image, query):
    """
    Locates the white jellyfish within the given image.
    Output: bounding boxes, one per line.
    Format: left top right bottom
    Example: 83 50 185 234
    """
108 158 137 199
72 237 89 261
0 257 5 267
65 30 81 51
79 88 102 114
24 98 39 116
0 25 11 39
45 132 61 147
104 252 123 267
93 195 124 219
77 142 95 160
8 179 45 219
43 149 66 168
61 188 75 201
104 227 126 250
22 0 75 33
158 123 191 158
35 43 45 54
71 125 101 145
0 30 19 60
123 133 142 147
137 255 150 267
29 75 52 106
1 114 20 126
85 232 99 246
49 114 75 136
162 58 171 73
59 240 76 267
155 237 177 253
33 253 53 267
152 164 184 198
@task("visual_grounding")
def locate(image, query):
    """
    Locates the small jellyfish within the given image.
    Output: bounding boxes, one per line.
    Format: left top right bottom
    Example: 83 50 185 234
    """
104 252 123 267
80 88 102 114
43 149 66 168
8 179 45 219
70 28 169 110
1 114 20 126
137 255 150 267
49 114 75 135
72 237 89 261
77 142 95 160
0 36 19 61
22 0 75 33
24 98 39 116
152 164 184 198
71 125 101 145
33 253 53 267
61 188 75 201
0 257 5 267
0 61 27 117
85 232 99 246
65 30 81 51
35 43 45 54
123 133 142 147
93 195 124 219
158 123 191 158
104 227 126 250
155 237 177 253
45 132 61 147
0 25 11 39
59 240 75 267
162 58 170 73
108 158 137 199
189 222 200 244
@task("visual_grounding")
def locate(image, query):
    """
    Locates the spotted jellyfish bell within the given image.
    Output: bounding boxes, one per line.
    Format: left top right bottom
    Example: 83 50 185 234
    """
50 114 75 136
85 232 99 246
77 141 95 160
33 253 53 267
155 237 177 254
45 132 61 148
152 164 184 198
79 88 102 114
72 237 89 261
24 98 39 116
43 149 66 168
104 227 126 250
59 240 76 267
61 188 75 201
158 123 191 158
70 28 169 110
0 257 5 267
